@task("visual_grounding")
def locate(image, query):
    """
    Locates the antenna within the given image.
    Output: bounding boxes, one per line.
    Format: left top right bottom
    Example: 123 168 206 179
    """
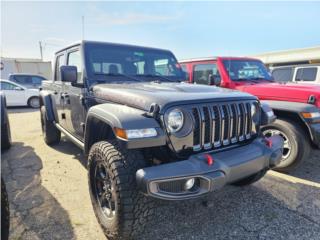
82 16 85 40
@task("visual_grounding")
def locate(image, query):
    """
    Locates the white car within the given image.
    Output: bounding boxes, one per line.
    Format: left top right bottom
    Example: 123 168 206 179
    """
271 64 320 84
0 79 40 108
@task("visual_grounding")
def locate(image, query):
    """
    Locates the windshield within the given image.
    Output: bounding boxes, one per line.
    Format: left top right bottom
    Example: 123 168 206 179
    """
84 43 185 84
222 59 273 81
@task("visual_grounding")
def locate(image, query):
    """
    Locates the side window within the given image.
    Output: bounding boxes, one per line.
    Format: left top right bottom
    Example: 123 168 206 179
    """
67 50 82 82
295 68 317 81
55 54 65 81
180 64 190 81
0 82 19 90
193 64 220 85
31 76 44 84
13 76 32 85
272 68 293 82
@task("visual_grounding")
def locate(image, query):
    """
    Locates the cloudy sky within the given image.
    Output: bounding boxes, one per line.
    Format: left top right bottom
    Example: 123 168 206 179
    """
1 1 320 61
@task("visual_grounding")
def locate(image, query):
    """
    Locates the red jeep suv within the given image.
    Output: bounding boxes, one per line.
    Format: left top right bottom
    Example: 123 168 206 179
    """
180 57 320 172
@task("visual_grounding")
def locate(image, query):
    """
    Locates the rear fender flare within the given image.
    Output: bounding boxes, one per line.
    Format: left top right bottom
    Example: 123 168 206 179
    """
39 91 58 122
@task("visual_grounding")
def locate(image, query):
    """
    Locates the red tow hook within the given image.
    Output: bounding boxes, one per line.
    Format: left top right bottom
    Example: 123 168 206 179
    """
265 138 273 148
205 154 214 166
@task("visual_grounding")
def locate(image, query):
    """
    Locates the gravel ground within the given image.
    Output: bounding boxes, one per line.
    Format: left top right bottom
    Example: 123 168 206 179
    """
1 108 320 240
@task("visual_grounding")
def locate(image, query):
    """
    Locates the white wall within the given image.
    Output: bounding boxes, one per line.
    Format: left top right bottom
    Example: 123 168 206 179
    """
0 57 52 79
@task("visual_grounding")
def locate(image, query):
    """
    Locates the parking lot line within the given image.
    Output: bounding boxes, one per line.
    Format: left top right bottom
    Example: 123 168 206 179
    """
268 170 320 188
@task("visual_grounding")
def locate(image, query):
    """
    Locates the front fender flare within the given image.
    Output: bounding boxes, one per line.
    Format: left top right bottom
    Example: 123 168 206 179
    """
261 100 319 143
84 103 166 153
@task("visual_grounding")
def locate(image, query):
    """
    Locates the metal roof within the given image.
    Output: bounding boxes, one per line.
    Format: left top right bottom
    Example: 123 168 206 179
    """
252 46 320 64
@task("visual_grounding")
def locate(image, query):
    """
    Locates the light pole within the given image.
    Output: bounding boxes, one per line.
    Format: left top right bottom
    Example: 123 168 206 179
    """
39 41 43 61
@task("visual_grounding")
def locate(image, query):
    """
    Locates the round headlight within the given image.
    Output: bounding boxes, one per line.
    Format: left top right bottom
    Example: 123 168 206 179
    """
167 109 184 133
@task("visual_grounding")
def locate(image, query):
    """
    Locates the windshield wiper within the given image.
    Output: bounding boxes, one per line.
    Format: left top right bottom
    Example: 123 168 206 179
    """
94 73 143 82
233 77 270 82
232 78 249 81
135 74 180 82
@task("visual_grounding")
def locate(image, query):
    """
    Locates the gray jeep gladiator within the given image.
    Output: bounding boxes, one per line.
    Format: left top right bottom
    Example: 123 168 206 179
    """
40 41 283 240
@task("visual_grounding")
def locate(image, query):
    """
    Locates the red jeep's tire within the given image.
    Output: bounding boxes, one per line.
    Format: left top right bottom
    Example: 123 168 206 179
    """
262 118 311 173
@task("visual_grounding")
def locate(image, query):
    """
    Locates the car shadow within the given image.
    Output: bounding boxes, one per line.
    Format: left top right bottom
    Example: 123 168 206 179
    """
1 142 75 239
141 177 320 240
50 136 87 168
48 137 320 239
288 149 320 183
7 106 38 114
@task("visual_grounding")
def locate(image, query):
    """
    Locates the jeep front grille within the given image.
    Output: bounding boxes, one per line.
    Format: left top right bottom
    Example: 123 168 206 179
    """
190 101 258 152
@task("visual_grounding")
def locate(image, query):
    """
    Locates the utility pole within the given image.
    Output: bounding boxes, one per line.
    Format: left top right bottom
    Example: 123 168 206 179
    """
82 16 85 40
39 41 43 61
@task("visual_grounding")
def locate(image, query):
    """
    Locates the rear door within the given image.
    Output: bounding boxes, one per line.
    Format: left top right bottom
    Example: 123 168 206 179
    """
63 47 86 139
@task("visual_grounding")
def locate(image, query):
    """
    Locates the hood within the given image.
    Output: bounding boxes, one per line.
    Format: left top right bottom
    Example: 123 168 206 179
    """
236 82 320 107
92 82 255 112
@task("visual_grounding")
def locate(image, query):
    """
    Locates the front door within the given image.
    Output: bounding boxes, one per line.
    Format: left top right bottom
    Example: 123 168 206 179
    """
63 48 87 140
53 53 68 128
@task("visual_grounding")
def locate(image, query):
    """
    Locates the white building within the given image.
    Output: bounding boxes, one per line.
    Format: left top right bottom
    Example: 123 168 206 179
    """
0 57 52 79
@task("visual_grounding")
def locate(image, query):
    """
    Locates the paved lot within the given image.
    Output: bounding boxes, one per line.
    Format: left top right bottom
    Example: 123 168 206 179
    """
2 108 320 240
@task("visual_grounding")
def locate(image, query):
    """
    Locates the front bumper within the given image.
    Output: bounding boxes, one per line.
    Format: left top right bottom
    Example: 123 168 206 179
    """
136 136 283 200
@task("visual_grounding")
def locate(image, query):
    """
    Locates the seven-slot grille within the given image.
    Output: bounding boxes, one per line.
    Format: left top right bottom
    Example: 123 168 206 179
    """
191 101 257 151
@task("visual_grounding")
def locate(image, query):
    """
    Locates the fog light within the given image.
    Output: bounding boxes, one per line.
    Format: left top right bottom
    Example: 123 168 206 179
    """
184 178 195 190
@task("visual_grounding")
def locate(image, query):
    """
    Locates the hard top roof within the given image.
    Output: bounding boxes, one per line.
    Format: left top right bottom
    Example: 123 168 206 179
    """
55 40 172 55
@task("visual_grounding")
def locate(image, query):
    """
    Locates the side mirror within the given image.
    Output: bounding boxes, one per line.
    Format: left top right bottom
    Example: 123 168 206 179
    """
209 74 221 86
60 65 77 83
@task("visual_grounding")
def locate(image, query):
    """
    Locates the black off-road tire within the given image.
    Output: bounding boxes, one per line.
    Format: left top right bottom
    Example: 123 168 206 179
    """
232 169 267 186
261 118 311 173
88 140 154 240
1 178 10 240
1 118 11 151
40 106 61 145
